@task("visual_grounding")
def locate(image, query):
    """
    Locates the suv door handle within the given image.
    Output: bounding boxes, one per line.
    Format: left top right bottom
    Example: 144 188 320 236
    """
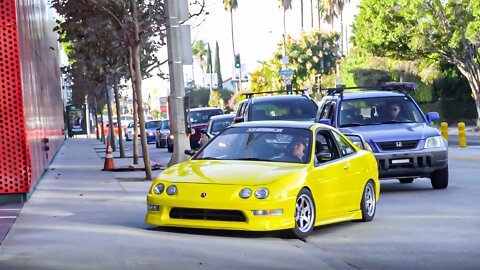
343 163 350 169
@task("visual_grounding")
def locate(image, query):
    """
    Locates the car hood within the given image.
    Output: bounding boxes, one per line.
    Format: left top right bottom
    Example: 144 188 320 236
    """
339 123 440 142
159 160 305 186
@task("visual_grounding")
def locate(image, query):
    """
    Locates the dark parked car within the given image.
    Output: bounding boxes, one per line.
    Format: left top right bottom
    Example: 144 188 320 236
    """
167 107 223 152
199 114 235 146
155 119 169 148
234 91 318 123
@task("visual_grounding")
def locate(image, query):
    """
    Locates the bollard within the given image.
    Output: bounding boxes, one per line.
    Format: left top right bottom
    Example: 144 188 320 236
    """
458 122 467 148
440 122 448 143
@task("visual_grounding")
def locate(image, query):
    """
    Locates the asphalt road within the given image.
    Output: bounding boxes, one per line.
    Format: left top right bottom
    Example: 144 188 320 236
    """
138 141 480 270
447 134 480 146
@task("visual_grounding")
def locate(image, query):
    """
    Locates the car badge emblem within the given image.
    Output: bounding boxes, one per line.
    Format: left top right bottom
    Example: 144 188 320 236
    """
396 142 403 147
201 192 207 198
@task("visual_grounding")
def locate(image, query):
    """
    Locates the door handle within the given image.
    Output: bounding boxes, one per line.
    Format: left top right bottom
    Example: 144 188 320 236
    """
343 163 350 169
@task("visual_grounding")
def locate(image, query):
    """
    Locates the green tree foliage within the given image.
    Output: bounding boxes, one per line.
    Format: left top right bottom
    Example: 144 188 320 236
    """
250 31 340 93
353 0 480 125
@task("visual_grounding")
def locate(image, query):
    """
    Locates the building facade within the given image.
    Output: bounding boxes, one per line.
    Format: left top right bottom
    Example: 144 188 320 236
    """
0 0 64 201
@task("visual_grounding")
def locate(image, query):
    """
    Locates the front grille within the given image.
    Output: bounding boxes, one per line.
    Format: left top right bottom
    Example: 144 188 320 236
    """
378 140 419 150
170 208 247 222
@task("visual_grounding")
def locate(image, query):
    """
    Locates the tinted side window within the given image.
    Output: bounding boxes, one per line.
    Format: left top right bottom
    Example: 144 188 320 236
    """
319 101 331 120
332 131 355 157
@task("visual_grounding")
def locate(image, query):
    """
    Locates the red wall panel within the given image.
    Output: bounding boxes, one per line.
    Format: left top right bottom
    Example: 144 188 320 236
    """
0 0 64 195
0 0 30 193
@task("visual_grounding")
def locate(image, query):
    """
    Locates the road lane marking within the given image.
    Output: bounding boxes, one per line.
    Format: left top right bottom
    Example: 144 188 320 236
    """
450 156 480 161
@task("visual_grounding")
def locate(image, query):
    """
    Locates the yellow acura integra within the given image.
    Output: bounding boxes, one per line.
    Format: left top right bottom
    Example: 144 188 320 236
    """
146 121 379 238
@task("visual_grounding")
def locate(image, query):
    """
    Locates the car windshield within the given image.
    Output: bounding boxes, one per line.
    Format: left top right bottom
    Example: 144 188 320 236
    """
250 98 318 122
338 96 425 127
190 109 222 124
161 120 169 130
145 121 161 129
211 117 234 134
194 127 312 164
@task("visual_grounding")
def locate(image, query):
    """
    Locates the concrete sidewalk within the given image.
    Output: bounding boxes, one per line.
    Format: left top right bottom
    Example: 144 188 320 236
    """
0 138 344 270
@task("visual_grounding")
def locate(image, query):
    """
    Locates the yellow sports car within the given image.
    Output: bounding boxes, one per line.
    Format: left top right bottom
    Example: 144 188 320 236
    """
145 121 379 238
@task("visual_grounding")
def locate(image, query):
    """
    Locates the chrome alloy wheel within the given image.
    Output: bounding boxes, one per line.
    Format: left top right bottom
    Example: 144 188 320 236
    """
295 193 315 233
364 182 376 217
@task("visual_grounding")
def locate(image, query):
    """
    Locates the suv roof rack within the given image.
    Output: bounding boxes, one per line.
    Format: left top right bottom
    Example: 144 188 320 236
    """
321 82 417 97
243 89 306 99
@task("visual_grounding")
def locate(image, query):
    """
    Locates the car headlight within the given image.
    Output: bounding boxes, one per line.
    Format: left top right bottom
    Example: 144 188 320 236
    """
153 183 165 194
148 132 154 136
239 188 252 199
169 134 174 139
425 136 445 148
353 141 373 152
166 185 177 195
255 188 269 199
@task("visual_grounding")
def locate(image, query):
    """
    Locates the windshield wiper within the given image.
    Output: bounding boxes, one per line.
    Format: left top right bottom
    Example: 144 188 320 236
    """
340 123 367 127
381 120 415 124
237 157 269 161
197 157 220 160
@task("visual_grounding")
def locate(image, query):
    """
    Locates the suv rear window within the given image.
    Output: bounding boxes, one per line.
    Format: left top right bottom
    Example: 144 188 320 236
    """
251 99 317 121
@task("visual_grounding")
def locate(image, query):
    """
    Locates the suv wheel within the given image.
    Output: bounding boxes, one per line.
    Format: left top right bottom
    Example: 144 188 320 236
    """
430 167 448 189
167 143 173 153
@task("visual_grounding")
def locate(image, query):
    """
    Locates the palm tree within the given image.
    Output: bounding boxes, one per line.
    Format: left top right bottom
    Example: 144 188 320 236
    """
192 40 208 86
223 0 238 57
279 0 292 57
324 0 350 54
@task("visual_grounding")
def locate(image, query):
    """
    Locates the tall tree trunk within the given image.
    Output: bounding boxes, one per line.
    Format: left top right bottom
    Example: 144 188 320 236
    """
310 0 314 28
132 83 139 164
113 73 125 158
93 107 99 140
105 79 116 152
128 50 139 164
230 8 235 56
131 0 152 180
300 0 304 31
283 7 287 57
100 112 105 143
456 63 480 128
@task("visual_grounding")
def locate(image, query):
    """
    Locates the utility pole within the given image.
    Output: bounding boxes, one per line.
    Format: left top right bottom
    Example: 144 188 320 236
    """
166 0 190 167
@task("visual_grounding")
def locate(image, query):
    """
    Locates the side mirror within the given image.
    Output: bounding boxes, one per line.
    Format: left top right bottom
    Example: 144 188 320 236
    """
319 118 332 126
317 152 332 161
233 117 244 124
426 112 440 123
184 149 196 156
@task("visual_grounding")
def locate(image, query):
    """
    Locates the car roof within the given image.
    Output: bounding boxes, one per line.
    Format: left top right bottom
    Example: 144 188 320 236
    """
233 120 317 129
190 107 222 112
210 114 235 120
248 94 314 104
329 90 408 100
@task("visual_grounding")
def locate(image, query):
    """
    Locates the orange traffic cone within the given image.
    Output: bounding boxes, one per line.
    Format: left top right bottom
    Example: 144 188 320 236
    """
103 140 115 171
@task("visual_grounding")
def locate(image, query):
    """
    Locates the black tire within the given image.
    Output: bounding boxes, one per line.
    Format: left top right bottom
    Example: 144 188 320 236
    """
360 180 376 222
399 178 414 184
167 143 173 153
431 167 448 189
292 188 316 239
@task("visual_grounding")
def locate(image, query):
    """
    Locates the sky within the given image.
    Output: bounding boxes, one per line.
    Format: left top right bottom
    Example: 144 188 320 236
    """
146 0 359 98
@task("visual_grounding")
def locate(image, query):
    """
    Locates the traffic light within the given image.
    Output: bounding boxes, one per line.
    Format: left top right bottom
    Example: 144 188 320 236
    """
234 54 241 69
286 84 293 95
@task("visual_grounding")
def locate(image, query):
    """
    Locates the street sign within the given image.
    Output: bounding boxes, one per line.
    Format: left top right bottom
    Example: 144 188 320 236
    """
279 69 294 76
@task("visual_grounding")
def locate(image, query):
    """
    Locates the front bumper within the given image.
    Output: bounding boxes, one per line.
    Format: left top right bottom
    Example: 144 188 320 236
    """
145 186 295 232
374 148 448 179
